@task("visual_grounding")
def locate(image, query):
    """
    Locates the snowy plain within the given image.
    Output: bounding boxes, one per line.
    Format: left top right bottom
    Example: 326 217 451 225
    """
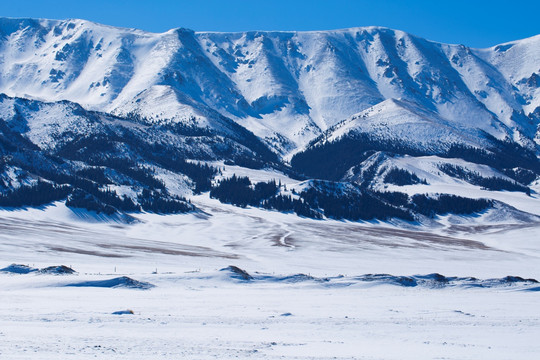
1 190 540 359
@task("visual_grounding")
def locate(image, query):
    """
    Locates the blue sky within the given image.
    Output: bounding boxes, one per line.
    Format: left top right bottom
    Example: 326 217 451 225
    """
1 0 538 48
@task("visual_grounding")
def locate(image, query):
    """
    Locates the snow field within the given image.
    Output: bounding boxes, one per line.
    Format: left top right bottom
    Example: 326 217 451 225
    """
0 196 539 359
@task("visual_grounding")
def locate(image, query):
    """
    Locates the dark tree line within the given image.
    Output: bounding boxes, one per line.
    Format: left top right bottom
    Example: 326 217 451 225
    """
92 157 166 190
444 139 540 176
290 134 426 180
66 189 118 215
65 187 192 215
0 181 70 207
502 168 536 185
261 195 321 218
0 168 192 215
0 172 497 221
76 167 110 184
208 175 498 222
209 175 279 207
145 154 218 193
299 186 414 221
384 168 427 186
210 175 321 218
412 194 492 217
209 176 414 221
290 131 540 184
439 163 530 194
138 189 193 214
30 170 139 213
50 119 245 195
373 191 410 207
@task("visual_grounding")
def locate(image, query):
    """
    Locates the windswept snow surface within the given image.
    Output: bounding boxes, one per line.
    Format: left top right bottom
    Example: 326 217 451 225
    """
1 195 540 359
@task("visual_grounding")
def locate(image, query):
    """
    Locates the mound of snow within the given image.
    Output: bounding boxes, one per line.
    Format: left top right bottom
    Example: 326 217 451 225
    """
0 264 38 274
219 270 540 290
220 265 253 281
112 309 135 315
65 276 154 289
354 274 418 287
352 273 539 289
39 265 76 275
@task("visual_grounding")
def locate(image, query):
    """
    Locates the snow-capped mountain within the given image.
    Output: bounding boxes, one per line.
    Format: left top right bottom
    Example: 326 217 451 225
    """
1 17 539 222
1 18 539 154
5 18 540 360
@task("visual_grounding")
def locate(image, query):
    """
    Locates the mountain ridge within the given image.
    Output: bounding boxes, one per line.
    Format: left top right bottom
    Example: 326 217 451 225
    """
4 16 540 48
1 17 539 223
1 17 538 155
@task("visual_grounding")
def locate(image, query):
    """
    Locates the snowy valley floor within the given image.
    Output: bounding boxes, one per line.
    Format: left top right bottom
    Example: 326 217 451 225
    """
1 195 540 359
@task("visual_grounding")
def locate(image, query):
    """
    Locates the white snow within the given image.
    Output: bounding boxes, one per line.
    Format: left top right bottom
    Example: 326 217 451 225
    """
324 98 490 150
1 18 538 154
1 197 540 359
1 18 540 359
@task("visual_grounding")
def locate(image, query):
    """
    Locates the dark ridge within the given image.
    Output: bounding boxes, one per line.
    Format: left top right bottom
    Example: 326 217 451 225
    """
411 194 492 217
275 274 320 283
500 276 538 284
291 134 426 181
356 273 539 289
438 163 530 193
383 168 427 186
504 276 538 283
291 132 540 182
243 272 330 284
112 309 134 315
355 274 418 287
220 271 539 290
65 276 155 289
0 181 71 208
39 265 76 275
1 264 76 275
221 265 253 281
414 273 449 282
0 264 38 274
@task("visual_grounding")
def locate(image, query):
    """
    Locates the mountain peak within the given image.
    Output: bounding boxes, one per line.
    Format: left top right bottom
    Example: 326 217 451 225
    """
0 16 538 154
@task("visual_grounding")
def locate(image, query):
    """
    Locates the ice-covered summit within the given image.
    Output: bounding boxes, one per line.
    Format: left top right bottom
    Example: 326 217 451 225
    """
0 17 538 154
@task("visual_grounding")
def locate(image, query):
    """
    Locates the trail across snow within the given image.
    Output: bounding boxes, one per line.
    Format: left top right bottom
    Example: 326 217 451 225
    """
1 197 540 359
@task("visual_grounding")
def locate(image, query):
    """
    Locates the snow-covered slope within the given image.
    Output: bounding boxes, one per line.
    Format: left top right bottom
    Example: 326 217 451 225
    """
0 93 280 207
0 93 275 161
324 98 490 150
1 18 539 153
473 35 540 124
1 17 540 224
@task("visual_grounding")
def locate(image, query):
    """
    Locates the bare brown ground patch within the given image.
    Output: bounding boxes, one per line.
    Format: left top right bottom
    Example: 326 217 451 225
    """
47 246 130 258
303 222 494 251
97 243 240 259
445 222 540 235
270 233 296 248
